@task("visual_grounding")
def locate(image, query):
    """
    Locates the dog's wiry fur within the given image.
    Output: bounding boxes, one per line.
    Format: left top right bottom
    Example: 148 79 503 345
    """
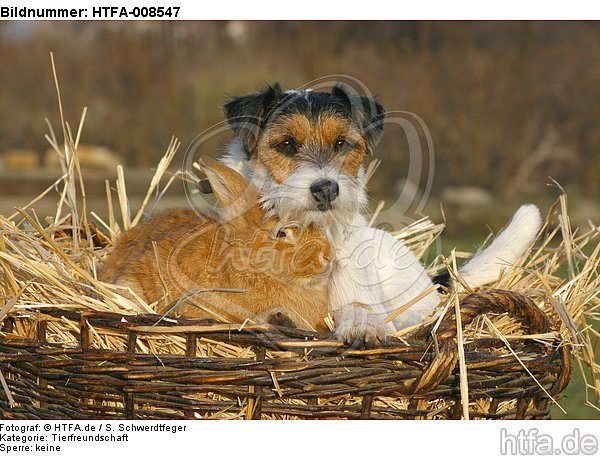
221 83 543 346
224 139 369 235
222 84 382 235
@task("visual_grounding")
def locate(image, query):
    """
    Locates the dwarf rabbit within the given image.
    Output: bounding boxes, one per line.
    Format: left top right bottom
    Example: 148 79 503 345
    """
99 157 333 331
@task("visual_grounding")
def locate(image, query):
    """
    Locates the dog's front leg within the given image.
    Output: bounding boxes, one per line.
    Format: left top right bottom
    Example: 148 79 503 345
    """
329 228 393 348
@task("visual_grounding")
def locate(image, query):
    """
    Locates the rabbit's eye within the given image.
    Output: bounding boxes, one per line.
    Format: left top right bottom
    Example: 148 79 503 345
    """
275 228 297 241
275 138 298 155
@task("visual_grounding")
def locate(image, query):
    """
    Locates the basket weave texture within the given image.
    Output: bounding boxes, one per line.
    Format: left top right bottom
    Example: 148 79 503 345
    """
0 289 571 420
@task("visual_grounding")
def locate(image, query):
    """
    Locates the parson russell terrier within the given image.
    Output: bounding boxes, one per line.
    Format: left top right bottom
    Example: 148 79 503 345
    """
219 83 542 347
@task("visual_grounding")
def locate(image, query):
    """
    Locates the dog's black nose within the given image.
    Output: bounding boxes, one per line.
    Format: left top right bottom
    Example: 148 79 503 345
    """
310 179 339 210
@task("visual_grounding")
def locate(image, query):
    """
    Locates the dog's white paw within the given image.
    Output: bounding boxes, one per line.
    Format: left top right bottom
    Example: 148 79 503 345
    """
334 306 389 348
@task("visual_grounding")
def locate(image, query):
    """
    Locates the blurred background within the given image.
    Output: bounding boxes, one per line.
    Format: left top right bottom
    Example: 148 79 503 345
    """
0 21 598 417
1 22 599 229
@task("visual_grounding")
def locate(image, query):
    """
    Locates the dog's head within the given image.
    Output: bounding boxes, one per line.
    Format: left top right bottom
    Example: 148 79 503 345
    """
223 83 384 230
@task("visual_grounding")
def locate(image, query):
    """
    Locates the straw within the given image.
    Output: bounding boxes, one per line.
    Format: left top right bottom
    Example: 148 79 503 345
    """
454 292 469 420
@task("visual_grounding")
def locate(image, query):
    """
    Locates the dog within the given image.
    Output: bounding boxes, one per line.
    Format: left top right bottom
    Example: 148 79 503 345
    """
220 83 380 233
220 83 542 346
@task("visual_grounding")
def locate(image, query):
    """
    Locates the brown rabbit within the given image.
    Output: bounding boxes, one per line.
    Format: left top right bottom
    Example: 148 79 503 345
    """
99 157 333 331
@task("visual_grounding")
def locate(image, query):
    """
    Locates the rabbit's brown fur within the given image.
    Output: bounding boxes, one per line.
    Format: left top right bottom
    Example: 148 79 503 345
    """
99 157 332 331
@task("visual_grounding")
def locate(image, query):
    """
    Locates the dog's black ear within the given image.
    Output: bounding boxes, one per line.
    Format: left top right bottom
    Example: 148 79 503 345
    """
331 84 385 153
223 83 285 155
331 84 352 110
358 95 385 152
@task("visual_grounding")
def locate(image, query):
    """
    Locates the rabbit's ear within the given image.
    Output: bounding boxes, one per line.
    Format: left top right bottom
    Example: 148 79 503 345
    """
197 157 257 216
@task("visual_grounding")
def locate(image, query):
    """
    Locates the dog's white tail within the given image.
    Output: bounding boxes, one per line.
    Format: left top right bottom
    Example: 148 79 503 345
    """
456 204 542 288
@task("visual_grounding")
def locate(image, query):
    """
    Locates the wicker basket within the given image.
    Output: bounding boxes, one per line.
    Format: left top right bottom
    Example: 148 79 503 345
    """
0 290 571 420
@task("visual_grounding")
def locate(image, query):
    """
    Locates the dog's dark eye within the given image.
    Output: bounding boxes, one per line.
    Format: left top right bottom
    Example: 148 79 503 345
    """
334 138 346 151
276 138 297 155
276 230 287 238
